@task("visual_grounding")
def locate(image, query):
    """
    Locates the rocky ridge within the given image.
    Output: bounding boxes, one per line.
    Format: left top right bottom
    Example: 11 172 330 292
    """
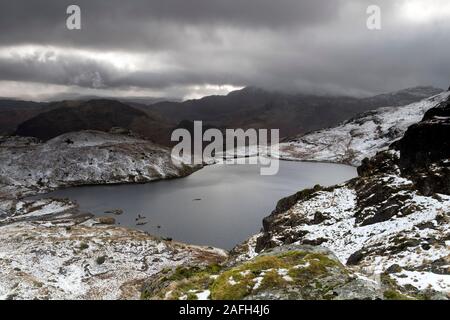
142 245 383 300
229 97 450 299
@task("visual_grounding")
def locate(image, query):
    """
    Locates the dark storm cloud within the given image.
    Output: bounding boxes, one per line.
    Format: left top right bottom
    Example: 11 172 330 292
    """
0 0 449 99
0 0 345 49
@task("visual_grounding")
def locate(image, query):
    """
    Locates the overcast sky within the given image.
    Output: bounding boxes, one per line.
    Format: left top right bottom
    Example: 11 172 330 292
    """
0 0 449 101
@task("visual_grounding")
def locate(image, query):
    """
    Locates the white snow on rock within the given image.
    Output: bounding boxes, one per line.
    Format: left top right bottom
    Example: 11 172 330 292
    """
196 290 211 300
276 92 450 166
234 168 450 295
391 271 450 292
285 189 450 267
0 220 227 300
0 130 198 198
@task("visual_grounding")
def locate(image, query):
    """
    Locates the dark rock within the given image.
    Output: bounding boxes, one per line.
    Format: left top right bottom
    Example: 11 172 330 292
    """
386 264 403 274
271 185 323 216
94 216 116 225
301 238 328 246
312 212 327 224
104 209 123 215
96 256 106 265
347 249 365 265
396 98 450 172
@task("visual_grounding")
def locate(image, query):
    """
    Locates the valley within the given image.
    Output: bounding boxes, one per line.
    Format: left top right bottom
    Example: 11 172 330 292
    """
0 88 449 300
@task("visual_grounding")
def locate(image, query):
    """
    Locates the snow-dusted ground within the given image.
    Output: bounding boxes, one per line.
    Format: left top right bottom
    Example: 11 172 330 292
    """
0 130 198 199
233 146 450 297
391 271 450 293
0 198 227 300
0 221 227 300
275 92 450 166
268 186 450 269
214 92 450 167
0 130 218 300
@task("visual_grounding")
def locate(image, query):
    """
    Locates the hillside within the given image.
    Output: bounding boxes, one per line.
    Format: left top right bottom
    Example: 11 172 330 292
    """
14 99 173 145
278 91 450 166
228 96 450 299
0 100 48 136
0 130 198 199
147 86 443 138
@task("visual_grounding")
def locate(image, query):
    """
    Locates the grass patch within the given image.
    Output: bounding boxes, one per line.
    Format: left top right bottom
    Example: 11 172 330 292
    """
210 250 342 300
78 242 89 250
383 290 413 300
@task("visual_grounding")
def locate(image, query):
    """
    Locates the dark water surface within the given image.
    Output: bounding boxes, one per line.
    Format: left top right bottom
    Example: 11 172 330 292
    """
40 160 356 249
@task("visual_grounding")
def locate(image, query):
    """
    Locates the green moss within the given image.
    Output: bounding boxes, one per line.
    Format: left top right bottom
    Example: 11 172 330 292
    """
210 271 253 300
210 250 342 300
383 290 413 300
79 242 89 250
210 255 286 299
96 256 106 265
259 270 285 290
186 292 199 300
146 263 223 300
145 250 346 300
167 264 222 282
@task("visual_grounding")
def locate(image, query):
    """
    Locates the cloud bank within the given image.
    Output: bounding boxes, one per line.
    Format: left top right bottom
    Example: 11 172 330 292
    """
0 0 449 100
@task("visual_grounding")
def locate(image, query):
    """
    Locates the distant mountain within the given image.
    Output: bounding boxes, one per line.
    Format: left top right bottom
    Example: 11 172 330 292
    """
0 99 48 135
15 99 173 145
146 86 443 138
4 86 442 146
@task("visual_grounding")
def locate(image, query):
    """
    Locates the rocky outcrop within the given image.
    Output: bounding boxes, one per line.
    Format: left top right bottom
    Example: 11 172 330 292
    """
232 98 450 298
394 98 450 196
142 245 382 300
0 130 199 199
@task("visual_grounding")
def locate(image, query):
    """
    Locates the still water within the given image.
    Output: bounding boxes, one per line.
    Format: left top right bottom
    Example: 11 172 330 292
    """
41 160 356 249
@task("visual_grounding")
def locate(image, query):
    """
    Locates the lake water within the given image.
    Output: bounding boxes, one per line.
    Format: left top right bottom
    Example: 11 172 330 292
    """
40 159 356 249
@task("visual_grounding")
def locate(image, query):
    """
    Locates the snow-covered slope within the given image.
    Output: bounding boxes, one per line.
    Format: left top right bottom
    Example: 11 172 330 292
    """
232 152 450 297
277 91 450 166
0 198 227 300
0 130 198 199
0 130 223 300
232 98 450 298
